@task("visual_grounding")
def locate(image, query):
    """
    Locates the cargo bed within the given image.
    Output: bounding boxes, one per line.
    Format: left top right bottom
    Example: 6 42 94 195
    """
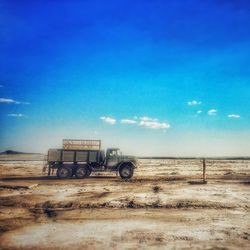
48 149 105 163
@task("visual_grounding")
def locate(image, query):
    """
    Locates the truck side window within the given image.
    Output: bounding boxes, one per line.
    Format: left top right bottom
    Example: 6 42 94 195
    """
110 150 117 156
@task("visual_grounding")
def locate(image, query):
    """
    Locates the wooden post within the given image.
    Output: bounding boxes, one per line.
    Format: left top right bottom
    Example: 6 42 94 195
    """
202 158 207 183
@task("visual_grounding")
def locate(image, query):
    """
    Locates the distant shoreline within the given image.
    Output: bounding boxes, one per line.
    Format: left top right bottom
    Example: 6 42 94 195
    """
0 153 250 161
0 150 43 155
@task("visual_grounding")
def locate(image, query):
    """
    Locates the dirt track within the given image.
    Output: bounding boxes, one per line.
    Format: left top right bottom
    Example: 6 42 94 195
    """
0 155 250 249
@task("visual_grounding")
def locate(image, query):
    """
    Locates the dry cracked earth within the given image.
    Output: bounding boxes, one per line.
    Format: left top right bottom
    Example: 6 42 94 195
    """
0 154 250 249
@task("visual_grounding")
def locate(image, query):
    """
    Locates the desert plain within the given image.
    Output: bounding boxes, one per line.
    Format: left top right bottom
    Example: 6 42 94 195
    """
0 154 249 249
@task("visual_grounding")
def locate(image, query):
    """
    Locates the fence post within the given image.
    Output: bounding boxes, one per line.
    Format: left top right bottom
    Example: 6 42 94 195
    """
203 158 207 183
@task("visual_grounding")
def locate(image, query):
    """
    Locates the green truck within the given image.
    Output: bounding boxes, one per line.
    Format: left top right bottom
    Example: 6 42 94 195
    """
45 139 137 179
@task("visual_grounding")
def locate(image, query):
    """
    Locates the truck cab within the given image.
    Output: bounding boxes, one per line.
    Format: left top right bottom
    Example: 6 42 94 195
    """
106 148 122 167
105 148 137 178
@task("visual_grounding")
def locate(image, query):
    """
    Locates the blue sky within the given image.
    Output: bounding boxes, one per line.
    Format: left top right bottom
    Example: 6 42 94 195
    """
0 0 250 156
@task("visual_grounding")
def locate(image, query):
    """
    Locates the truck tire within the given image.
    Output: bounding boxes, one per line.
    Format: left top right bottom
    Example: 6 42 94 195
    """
119 164 134 179
57 166 73 179
86 168 92 177
75 165 89 179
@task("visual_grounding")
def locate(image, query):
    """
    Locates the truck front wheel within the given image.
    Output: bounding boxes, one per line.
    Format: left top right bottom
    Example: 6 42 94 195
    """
119 164 134 179
57 166 73 179
75 165 89 179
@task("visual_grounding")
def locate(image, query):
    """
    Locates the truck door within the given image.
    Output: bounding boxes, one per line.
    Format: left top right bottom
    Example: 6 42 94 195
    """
106 149 119 168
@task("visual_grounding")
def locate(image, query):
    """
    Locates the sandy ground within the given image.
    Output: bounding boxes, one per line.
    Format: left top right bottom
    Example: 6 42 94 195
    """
0 155 250 249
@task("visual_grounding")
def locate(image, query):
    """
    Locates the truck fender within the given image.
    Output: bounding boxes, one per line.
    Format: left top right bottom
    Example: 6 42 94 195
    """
117 161 136 171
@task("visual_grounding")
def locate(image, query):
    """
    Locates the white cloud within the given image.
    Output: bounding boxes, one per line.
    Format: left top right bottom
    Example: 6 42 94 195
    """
100 115 170 130
188 100 202 106
7 113 27 118
120 119 137 124
100 116 116 125
197 110 202 114
228 114 240 119
0 98 30 104
140 116 158 122
208 109 217 116
0 98 16 103
139 120 170 129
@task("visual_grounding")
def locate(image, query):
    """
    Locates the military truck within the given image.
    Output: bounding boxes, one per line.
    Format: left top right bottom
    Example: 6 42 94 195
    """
45 139 137 179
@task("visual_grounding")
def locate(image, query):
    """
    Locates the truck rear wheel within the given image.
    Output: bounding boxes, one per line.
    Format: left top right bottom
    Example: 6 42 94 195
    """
57 166 73 179
75 165 89 179
86 169 92 177
119 164 134 179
